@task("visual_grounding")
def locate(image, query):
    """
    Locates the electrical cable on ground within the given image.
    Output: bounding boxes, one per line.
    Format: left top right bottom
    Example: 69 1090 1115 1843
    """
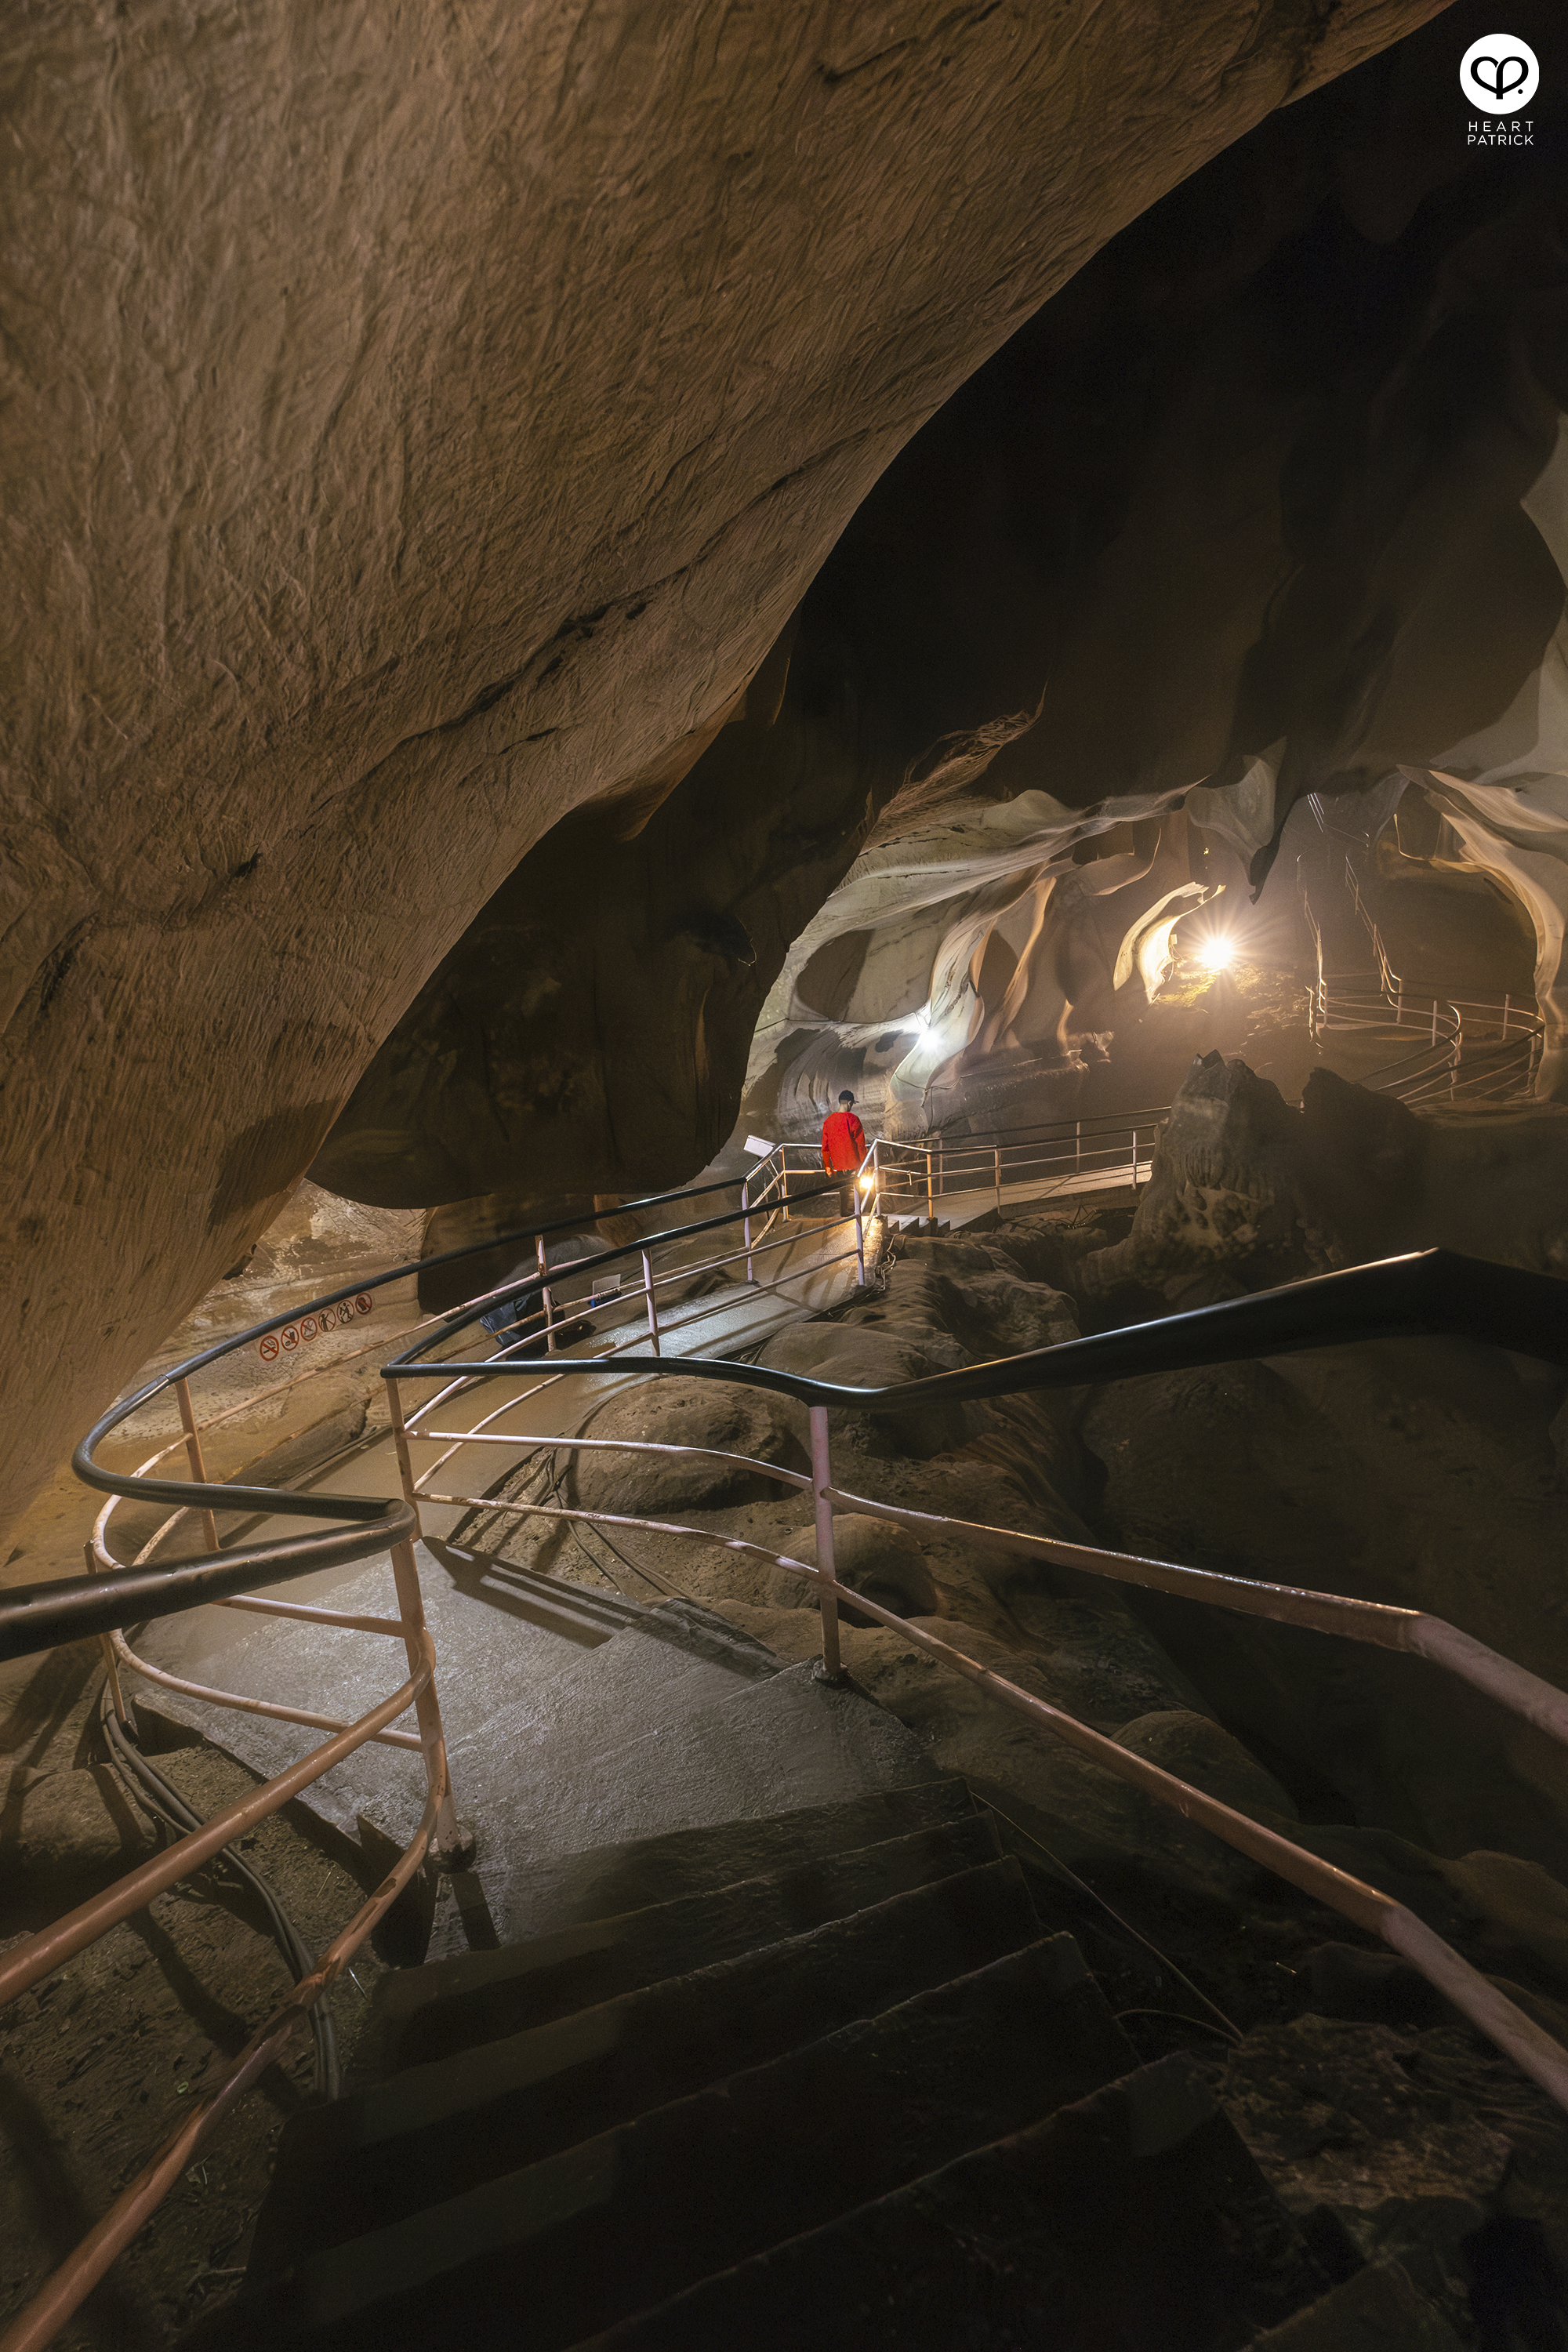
979 1791 1242 2043
95 1673 341 2099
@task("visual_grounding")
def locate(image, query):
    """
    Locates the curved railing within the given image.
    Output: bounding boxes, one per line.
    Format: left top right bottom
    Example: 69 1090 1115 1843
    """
0 1150 851 2352
382 1238 1568 2116
1301 858 1544 1105
6 1154 1568 2346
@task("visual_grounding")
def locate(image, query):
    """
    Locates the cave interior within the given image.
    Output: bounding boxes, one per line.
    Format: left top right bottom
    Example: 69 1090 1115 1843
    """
5 5 1568 2347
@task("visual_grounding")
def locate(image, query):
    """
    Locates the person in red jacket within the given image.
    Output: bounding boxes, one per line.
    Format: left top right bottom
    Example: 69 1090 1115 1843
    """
821 1090 867 1218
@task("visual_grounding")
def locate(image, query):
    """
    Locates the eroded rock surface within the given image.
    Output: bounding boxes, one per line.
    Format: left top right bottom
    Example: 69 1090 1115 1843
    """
1080 1051 1568 1305
4 0 1439 1540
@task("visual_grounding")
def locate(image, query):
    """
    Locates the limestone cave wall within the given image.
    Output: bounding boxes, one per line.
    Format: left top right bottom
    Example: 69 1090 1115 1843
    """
315 0 1568 1222
5 0 1432 1537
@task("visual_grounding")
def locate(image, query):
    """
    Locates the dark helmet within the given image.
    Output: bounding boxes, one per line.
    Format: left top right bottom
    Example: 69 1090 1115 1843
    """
837 1090 855 1106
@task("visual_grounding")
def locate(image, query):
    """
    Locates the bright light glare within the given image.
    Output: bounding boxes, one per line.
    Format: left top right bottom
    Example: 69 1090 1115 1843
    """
1196 936 1235 971
905 1012 933 1039
857 1171 875 1192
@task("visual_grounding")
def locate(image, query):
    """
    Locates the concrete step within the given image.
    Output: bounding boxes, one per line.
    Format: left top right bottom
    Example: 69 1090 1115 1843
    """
646 1595 782 1682
249 1855 1050 2275
1244 2258 1465 2349
464 1660 941 1940
568 2056 1334 2352
362 1779 984 2072
139 1544 779 1849
220 1936 1129 2350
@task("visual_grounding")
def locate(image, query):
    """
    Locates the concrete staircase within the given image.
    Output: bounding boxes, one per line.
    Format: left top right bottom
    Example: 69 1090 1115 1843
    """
191 1777 1440 2351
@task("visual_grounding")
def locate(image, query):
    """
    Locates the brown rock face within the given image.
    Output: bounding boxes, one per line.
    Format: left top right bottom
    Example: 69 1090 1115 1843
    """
317 0 1568 1204
1081 1051 1568 1301
0 0 1445 1535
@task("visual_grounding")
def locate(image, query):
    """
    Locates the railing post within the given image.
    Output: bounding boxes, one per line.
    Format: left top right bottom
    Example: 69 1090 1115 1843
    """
853 1185 866 1287
389 1537 469 1865
1503 993 1512 1039
809 1404 846 1686
742 1178 754 1285
1075 1118 1081 1174
781 1158 790 1223
1130 1126 1138 1187
174 1376 220 1553
641 1250 661 1355
86 1541 132 1731
871 1138 881 1219
925 1150 935 1229
994 1146 1002 1212
536 1234 557 1352
387 1374 425 1541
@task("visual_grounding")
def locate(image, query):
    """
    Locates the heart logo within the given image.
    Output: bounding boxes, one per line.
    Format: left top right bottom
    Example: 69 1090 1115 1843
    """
1460 33 1539 113
1471 51 1527 97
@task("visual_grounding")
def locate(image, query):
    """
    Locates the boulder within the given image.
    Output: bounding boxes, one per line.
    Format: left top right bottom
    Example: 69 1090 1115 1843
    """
757 1322 977 1460
572 1379 807 1519
768 1512 940 1627
1113 1709 1299 1824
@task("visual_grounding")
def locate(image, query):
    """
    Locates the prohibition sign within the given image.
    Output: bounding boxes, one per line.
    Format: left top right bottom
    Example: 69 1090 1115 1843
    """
259 1334 279 1361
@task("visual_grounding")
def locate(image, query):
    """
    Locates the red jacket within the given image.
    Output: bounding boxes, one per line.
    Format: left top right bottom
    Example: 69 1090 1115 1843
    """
821 1109 867 1173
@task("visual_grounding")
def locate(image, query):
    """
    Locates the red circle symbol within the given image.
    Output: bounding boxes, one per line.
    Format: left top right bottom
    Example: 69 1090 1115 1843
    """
281 1325 299 1351
299 1314 318 1342
259 1334 279 1361
354 1294 372 1316
318 1305 336 1332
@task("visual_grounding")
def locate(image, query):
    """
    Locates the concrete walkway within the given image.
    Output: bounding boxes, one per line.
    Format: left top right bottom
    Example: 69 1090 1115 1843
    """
132 1211 934 1917
917 1162 1152 1230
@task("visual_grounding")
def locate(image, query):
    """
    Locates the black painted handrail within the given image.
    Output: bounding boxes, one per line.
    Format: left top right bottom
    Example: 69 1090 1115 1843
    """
1 1171 838 1662
11 1130 1563 1671
389 1247 1568 1406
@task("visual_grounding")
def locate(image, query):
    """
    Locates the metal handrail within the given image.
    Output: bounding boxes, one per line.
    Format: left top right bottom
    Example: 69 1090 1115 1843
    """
1301 859 1543 1105
2 1157 863 2352
10 1150 1568 2346
387 1291 1568 2119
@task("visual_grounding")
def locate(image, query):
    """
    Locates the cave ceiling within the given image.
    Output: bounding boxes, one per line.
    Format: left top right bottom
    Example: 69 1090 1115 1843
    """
0 0 1468 1535
314 0 1568 1214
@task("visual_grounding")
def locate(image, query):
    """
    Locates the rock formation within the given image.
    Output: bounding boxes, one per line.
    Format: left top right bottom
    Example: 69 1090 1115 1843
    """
5 2 1446 1536
312 0 1568 1227
1079 1050 1568 1308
